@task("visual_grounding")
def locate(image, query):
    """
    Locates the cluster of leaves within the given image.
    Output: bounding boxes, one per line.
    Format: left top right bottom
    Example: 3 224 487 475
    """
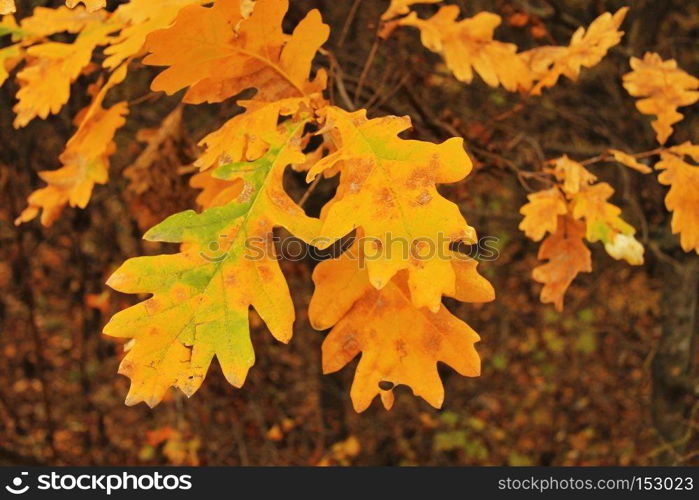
2 0 698 412
518 55 698 308
381 1 698 310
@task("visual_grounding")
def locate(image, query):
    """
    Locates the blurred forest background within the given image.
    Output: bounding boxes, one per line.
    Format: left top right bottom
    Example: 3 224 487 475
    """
0 0 698 466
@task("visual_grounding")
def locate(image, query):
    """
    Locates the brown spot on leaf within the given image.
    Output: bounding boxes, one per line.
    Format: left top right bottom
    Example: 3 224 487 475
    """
257 265 273 283
342 335 360 355
415 190 432 205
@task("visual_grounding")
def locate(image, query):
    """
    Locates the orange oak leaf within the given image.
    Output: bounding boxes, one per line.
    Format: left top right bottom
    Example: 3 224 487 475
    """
532 215 591 311
143 0 328 103
519 187 567 241
19 5 106 38
309 240 493 411
521 8 627 95
103 0 201 70
15 66 128 226
608 149 652 174
66 0 105 12
550 155 597 195
306 106 477 312
622 52 699 145
399 5 532 91
655 145 699 253
195 97 315 171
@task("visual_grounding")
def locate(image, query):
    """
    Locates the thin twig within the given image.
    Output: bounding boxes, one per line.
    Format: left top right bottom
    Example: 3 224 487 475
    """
367 71 410 111
353 30 381 105
319 49 355 111
298 174 322 208
337 0 363 48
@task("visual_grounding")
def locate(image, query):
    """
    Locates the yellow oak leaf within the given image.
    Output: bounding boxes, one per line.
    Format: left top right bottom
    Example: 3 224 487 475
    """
522 8 627 95
191 96 320 213
0 14 19 36
668 142 699 160
571 181 644 265
532 215 591 311
0 0 14 16
519 187 567 242
104 117 320 407
143 0 328 104
306 106 477 312
622 52 699 145
13 20 115 127
15 66 128 226
195 97 315 171
0 43 20 86
608 149 652 174
656 147 699 253
309 240 493 411
19 5 106 38
66 0 106 12
103 0 201 69
572 182 634 243
380 0 439 21
550 155 597 195
399 5 532 91
190 170 244 209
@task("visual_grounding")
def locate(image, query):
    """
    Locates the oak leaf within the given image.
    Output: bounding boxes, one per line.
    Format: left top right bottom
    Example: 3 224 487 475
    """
608 149 652 174
196 97 315 171
66 0 105 12
550 155 597 195
307 106 477 312
191 96 318 212
622 52 699 144
15 66 128 226
380 0 439 21
143 0 328 103
13 18 115 127
656 145 699 253
19 5 106 38
0 43 19 86
521 8 627 95
103 0 201 70
399 5 532 91
572 182 644 265
190 170 244 209
519 187 567 241
572 182 633 243
309 241 493 411
104 117 320 407
0 0 14 15
603 233 644 266
532 215 591 311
